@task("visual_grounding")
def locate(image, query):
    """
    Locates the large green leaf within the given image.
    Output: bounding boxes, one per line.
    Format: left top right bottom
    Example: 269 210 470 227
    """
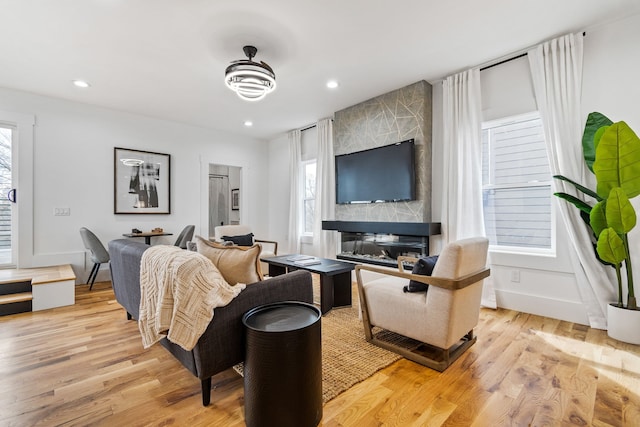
596 228 626 265
590 201 607 237
580 210 593 230
553 175 601 201
593 121 640 199
553 192 593 214
605 187 637 234
582 112 612 172
593 126 608 157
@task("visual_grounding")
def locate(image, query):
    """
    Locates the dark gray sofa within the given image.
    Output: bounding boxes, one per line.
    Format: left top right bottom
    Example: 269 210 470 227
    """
108 238 313 406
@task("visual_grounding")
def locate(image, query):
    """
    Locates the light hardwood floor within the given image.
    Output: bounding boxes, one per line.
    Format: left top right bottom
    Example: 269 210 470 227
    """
1 281 639 426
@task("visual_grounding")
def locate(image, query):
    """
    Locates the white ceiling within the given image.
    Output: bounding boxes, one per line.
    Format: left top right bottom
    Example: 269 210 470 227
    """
2 0 639 140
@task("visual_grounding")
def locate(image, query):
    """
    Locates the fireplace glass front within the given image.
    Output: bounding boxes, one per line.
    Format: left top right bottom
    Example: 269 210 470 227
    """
337 232 428 268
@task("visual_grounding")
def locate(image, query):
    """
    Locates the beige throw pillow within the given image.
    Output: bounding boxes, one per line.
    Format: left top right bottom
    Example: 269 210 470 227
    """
194 235 263 285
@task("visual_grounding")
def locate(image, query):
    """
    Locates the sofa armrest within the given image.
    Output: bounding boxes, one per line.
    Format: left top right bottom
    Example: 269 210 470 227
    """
108 238 150 319
189 269 313 379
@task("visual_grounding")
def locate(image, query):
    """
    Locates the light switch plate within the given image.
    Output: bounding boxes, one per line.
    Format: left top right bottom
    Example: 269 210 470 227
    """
54 207 71 216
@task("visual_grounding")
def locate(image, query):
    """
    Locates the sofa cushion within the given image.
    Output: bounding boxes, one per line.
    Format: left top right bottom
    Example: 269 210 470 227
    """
403 255 439 293
221 233 254 246
194 235 262 285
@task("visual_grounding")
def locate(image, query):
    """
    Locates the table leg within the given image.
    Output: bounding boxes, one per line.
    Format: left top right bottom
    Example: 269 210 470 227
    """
332 271 353 308
144 237 152 245
268 264 287 277
319 271 352 314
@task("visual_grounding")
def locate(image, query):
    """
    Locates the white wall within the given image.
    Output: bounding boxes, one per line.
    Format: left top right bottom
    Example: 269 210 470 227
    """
0 86 269 282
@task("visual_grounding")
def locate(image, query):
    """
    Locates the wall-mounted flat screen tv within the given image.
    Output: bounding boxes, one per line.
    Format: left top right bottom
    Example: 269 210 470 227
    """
335 139 415 204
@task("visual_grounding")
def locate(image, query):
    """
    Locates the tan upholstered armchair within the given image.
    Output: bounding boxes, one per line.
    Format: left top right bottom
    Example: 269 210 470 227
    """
356 237 490 371
213 225 278 272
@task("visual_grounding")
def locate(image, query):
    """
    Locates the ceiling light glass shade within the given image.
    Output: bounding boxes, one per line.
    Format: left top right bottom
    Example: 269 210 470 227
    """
225 46 276 102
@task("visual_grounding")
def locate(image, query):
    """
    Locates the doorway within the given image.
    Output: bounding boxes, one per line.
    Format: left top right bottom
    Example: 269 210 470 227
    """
208 164 241 239
0 125 14 266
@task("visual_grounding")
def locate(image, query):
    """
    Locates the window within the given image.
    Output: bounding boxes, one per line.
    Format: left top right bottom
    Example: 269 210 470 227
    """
482 112 553 250
302 160 316 234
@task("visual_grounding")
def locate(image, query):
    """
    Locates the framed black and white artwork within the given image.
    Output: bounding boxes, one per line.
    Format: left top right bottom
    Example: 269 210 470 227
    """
114 147 171 214
231 188 240 211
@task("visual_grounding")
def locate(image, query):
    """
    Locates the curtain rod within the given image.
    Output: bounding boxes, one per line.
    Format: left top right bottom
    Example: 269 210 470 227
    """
480 52 528 71
479 31 586 72
300 118 334 133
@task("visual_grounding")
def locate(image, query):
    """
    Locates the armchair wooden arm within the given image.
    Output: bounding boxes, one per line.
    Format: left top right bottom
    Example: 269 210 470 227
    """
255 239 278 255
355 263 490 292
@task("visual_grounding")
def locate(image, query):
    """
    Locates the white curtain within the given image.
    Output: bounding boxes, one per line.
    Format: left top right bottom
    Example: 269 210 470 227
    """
312 118 337 258
528 33 613 329
442 68 496 308
287 129 302 254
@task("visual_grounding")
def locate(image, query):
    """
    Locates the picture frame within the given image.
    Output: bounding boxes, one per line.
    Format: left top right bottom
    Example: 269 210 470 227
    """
231 188 240 211
114 147 171 214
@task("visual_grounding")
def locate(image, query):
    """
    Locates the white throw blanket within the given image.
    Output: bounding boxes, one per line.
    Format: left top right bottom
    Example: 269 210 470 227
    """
138 245 245 350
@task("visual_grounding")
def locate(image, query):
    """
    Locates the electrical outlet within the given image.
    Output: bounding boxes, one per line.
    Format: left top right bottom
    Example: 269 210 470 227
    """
54 207 71 216
510 270 520 283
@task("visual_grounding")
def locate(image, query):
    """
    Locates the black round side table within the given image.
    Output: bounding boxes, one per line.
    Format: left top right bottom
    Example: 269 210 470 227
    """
242 301 322 427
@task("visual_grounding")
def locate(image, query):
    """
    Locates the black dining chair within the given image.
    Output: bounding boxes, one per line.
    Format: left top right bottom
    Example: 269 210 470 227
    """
79 227 110 290
174 225 195 249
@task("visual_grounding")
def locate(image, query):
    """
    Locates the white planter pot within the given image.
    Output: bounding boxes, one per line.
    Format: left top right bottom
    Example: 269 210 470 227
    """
607 303 640 345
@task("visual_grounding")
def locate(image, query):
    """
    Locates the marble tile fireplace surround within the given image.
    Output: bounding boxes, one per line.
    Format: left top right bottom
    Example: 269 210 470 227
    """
322 221 441 268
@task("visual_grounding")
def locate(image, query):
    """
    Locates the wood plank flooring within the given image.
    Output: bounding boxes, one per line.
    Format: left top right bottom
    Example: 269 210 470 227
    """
1 281 639 426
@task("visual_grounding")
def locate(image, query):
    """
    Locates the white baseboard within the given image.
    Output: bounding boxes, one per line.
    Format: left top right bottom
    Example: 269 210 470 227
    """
495 289 589 325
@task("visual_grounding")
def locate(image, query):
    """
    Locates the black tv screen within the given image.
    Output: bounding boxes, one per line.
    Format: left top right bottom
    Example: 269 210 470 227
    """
335 139 415 204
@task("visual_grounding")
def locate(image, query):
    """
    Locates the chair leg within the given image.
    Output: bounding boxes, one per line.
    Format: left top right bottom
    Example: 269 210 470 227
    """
201 377 212 406
86 263 99 290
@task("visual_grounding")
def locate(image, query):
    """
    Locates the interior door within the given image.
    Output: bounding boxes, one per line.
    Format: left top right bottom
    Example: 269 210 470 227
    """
209 174 229 237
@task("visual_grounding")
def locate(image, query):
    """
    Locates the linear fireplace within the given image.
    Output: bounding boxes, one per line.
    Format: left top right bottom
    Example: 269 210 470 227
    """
322 221 441 268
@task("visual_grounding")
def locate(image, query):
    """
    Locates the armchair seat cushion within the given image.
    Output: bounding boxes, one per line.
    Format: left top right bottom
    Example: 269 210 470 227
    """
364 276 428 341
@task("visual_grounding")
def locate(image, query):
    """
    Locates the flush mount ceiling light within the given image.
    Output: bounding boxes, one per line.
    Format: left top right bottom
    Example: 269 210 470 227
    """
225 45 276 102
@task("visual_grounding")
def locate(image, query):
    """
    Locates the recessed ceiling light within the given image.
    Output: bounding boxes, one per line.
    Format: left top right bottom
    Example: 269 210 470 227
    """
326 80 339 89
244 121 253 127
72 80 91 88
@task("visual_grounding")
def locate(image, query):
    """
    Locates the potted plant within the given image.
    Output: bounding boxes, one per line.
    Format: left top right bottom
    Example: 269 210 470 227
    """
554 112 640 344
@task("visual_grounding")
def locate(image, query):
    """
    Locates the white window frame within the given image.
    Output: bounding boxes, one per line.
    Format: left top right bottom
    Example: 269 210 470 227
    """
482 111 556 256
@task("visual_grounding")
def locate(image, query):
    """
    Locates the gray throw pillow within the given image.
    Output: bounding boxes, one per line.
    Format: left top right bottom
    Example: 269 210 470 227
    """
403 255 439 293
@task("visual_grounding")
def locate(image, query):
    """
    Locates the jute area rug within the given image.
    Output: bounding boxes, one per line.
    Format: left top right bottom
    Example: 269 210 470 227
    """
236 281 406 403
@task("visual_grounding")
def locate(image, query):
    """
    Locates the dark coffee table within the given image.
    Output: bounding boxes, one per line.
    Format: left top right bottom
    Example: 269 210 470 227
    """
261 255 356 314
